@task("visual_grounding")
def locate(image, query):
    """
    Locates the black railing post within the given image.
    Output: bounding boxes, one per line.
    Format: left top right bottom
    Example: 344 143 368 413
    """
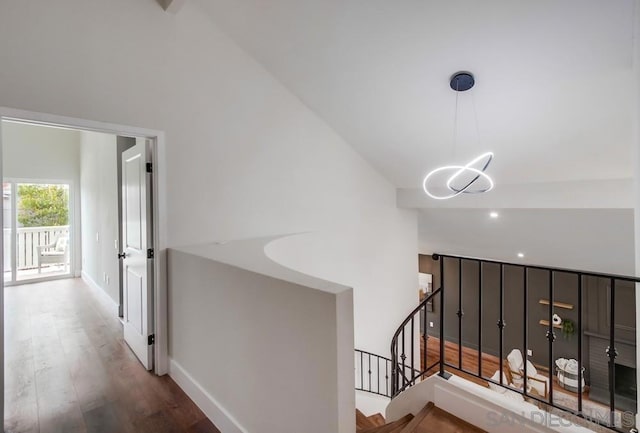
498 263 504 386
368 353 372 391
401 329 406 388
385 359 389 396
457 258 463 370
377 356 380 395
410 316 415 385
478 260 483 377
547 271 555 405
523 266 528 397
360 349 364 391
439 255 446 377
390 345 395 395
422 303 427 375
608 278 616 427
577 273 583 414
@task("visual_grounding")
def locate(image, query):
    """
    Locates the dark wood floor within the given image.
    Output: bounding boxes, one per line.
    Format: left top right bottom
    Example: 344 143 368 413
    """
5 278 221 433
420 336 611 412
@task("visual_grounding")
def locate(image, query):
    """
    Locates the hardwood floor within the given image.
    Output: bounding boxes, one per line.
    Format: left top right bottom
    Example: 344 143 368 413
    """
5 278 221 433
419 336 612 414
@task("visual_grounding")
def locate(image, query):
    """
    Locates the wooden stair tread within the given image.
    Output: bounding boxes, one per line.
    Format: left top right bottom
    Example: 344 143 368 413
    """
368 413 386 426
397 402 435 433
357 409 377 430
360 414 414 433
399 402 486 433
416 406 486 432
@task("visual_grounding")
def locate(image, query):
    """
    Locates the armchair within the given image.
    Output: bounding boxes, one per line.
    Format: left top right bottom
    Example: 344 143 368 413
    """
37 236 69 273
506 348 549 398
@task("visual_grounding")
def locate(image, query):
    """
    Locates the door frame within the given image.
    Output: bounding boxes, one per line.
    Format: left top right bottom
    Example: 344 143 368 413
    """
3 177 75 285
0 107 169 382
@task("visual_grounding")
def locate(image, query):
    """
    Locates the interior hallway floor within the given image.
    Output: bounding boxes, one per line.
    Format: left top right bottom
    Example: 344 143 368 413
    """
4 278 221 433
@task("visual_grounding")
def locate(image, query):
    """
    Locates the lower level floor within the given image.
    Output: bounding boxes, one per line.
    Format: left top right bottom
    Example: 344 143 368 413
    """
4 277 221 433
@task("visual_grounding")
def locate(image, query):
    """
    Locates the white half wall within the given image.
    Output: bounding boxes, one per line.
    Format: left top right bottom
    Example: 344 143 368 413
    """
80 131 120 304
1 121 82 274
167 248 355 433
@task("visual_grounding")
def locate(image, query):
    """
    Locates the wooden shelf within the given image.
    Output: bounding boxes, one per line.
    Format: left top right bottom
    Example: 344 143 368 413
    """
539 299 573 310
539 319 562 329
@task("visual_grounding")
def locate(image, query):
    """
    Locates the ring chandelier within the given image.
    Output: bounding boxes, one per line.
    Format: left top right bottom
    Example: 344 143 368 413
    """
422 72 494 200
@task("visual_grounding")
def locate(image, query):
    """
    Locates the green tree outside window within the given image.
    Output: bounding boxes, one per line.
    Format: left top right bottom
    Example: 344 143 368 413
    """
17 184 69 227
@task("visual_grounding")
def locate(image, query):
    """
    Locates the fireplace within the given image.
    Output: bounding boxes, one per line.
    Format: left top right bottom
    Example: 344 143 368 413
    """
587 335 637 412
615 363 637 400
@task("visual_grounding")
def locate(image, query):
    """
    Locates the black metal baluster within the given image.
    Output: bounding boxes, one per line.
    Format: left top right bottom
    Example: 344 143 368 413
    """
498 263 504 386
377 356 380 394
523 266 528 397
458 258 463 370
422 303 427 377
439 256 446 377
608 278 616 427
547 271 555 405
386 359 389 396
384 361 393 396
360 349 364 391
410 316 415 385
478 260 483 377
368 353 372 392
401 329 406 388
577 273 583 414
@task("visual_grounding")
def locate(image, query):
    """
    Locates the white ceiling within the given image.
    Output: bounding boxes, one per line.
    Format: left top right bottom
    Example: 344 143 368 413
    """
195 0 638 274
196 0 636 188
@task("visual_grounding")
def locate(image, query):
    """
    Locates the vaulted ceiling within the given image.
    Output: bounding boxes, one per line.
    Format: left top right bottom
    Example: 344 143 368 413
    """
194 0 638 273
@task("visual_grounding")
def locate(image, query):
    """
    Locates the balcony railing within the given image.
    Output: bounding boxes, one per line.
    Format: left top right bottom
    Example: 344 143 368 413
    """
3 226 69 270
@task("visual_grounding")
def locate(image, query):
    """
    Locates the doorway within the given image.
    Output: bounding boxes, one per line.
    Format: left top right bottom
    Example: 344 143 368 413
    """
0 107 169 427
3 180 73 284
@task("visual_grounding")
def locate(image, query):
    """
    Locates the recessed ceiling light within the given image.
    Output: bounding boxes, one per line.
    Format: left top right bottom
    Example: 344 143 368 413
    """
517 253 525 258
489 211 499 218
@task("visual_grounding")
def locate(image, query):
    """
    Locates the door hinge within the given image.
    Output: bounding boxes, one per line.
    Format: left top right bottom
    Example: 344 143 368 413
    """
146 162 153 173
147 248 154 259
148 334 155 345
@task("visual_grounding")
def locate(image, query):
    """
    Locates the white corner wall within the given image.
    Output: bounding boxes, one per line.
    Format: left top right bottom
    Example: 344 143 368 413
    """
0 0 418 420
168 249 354 433
79 131 119 304
1 121 82 275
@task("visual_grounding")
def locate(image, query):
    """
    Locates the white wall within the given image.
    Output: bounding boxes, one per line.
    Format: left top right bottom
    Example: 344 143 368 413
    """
80 131 119 304
0 0 418 419
633 0 640 424
168 249 354 433
1 121 82 274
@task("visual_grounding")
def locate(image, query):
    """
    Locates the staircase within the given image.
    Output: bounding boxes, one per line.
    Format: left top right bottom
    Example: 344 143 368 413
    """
356 402 486 433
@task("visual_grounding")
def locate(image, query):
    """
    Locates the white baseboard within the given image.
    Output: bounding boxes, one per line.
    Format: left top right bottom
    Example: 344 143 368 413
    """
81 271 119 317
169 359 247 433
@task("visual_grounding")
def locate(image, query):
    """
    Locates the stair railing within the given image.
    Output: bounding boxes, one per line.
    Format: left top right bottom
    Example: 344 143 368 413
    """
387 253 640 433
355 349 393 397
390 287 442 397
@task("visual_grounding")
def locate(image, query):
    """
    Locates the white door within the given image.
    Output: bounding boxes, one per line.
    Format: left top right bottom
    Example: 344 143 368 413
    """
121 138 154 370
